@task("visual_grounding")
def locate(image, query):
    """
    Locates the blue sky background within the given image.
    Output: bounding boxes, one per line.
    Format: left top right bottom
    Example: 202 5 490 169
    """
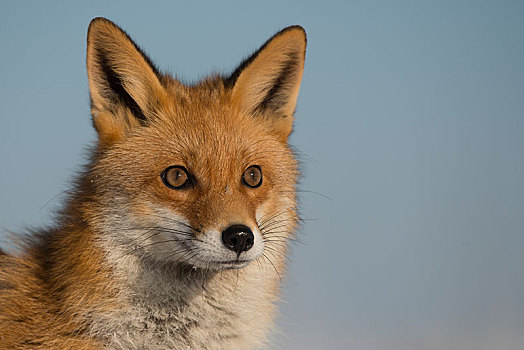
1 1 523 349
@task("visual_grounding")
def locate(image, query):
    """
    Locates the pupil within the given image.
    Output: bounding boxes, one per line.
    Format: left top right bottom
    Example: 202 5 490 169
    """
172 169 186 186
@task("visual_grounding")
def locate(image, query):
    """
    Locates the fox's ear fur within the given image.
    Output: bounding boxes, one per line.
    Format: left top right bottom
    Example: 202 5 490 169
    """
227 26 306 141
87 17 167 145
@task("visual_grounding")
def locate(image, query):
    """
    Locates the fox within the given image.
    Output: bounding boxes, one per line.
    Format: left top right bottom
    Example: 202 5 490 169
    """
0 17 306 350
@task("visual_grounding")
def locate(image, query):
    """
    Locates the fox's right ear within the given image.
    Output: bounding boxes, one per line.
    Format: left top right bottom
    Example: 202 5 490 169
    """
226 26 306 142
86 17 168 146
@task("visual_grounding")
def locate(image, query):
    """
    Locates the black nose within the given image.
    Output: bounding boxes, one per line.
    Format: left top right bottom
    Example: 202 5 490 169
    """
221 225 254 254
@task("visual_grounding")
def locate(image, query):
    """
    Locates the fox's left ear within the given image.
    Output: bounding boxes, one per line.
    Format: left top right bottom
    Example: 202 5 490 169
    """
227 26 306 141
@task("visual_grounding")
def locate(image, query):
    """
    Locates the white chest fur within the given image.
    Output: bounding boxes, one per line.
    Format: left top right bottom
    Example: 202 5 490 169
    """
91 259 281 350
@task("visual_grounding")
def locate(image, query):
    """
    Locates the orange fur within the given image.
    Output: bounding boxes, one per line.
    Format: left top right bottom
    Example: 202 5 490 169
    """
0 18 306 349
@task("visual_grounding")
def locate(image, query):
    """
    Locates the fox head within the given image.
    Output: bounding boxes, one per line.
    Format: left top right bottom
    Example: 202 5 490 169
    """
85 18 306 270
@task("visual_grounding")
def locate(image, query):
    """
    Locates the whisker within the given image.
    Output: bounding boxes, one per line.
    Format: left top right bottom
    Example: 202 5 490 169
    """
279 189 333 201
146 214 204 234
260 223 292 234
162 244 200 263
262 253 282 282
263 245 288 259
121 226 195 238
40 189 71 210
289 145 324 167
258 211 289 229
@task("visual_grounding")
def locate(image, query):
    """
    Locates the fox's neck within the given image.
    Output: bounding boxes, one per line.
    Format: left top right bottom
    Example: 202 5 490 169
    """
88 238 282 349
109 253 220 305
53 223 280 349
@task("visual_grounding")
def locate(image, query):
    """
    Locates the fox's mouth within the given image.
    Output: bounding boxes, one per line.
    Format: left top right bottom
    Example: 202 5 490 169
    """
213 259 252 270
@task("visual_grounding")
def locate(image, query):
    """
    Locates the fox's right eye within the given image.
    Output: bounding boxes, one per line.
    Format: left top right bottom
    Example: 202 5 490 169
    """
161 166 191 190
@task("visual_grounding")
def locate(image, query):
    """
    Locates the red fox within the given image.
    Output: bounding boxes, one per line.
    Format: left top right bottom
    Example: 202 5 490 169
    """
0 17 306 349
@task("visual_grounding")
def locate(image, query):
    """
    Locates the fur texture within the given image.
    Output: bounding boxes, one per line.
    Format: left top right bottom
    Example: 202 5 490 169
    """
0 18 306 349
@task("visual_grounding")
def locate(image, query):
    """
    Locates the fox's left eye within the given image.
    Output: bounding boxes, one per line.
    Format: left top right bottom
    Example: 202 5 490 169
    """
161 166 191 189
242 165 262 188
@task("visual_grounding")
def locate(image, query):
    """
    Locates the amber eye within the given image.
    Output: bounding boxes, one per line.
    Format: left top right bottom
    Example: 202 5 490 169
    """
242 165 262 188
161 166 191 189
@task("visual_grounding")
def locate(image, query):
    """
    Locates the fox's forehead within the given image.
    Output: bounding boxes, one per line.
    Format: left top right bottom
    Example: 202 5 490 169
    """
153 81 272 151
138 98 283 173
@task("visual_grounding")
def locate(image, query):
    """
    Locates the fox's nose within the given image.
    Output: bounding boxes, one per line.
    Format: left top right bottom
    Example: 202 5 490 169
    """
221 225 254 254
